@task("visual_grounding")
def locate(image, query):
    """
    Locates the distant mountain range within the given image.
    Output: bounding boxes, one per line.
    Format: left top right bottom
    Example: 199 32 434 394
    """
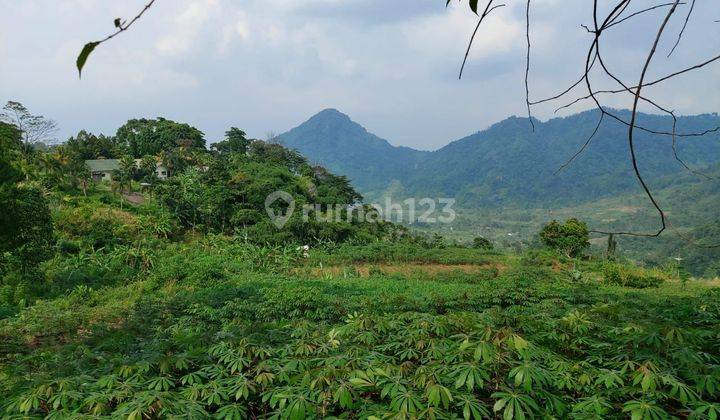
277 108 720 208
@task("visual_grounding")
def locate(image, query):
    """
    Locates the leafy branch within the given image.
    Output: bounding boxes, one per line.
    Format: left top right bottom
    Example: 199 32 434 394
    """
76 0 157 78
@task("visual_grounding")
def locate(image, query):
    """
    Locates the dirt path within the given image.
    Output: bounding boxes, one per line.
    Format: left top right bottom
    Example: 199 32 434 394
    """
297 262 506 278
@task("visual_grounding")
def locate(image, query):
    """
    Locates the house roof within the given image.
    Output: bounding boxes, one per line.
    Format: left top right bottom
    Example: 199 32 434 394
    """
85 159 120 172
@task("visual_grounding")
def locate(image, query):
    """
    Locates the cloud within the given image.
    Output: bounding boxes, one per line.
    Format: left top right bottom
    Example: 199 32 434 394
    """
401 4 522 61
156 0 219 56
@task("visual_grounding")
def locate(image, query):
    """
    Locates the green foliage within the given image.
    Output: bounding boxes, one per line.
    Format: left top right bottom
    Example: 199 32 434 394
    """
64 130 121 159
0 122 55 316
116 117 206 157
603 263 665 288
2 247 719 418
0 123 54 273
137 154 159 182
472 236 493 250
0 187 54 270
213 127 251 155
76 41 99 78
539 218 590 258
112 154 136 194
54 203 139 248
0 122 23 184
153 138 373 244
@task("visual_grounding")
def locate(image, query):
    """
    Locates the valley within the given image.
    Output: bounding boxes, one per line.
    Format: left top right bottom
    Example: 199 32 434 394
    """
278 109 720 275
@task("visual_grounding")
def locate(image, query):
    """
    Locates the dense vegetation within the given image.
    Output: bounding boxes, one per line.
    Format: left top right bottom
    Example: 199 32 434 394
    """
2 104 719 419
2 230 719 418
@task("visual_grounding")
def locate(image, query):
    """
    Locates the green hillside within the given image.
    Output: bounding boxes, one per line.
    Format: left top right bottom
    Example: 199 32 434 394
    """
413 163 720 275
277 109 720 274
278 109 720 207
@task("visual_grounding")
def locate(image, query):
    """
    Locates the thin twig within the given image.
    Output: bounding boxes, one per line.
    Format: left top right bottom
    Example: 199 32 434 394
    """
553 53 720 114
524 0 534 131
98 0 156 44
604 1 686 30
458 1 506 79
668 0 695 57
555 112 604 175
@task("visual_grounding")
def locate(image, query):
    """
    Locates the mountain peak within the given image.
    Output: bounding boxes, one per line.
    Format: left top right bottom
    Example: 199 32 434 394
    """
308 108 352 123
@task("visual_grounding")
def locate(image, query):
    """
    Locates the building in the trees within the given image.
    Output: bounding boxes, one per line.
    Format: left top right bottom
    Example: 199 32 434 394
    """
85 159 169 181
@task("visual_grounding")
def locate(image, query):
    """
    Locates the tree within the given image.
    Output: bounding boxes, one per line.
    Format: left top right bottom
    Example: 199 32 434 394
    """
65 130 121 159
119 155 137 184
1 188 54 272
472 236 494 250
35 150 64 188
116 118 205 158
0 123 23 187
0 101 58 152
213 127 251 155
67 155 92 196
606 233 618 260
539 218 590 258
137 155 158 182
0 122 54 274
111 155 136 207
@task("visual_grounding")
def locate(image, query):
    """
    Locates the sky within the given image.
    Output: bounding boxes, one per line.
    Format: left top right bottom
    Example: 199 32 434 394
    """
1 0 718 150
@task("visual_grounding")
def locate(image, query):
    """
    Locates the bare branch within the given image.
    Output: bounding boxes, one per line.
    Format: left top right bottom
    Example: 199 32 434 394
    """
524 0 534 131
667 0 695 57
459 1 506 79
591 0 682 237
554 112 604 175
604 1 685 30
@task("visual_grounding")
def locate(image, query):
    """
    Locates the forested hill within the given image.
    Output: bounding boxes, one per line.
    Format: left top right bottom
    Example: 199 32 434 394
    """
277 109 429 192
278 109 720 207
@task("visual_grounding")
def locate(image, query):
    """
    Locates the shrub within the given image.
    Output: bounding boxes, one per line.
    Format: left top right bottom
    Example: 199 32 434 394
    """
54 204 139 248
57 239 80 255
472 236 494 250
1 186 54 272
603 263 664 288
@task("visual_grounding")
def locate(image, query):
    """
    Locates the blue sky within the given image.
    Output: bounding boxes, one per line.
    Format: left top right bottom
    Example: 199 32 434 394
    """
1 0 718 149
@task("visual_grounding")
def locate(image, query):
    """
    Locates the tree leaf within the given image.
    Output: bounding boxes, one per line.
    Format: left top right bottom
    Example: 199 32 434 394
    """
76 42 100 78
470 0 479 14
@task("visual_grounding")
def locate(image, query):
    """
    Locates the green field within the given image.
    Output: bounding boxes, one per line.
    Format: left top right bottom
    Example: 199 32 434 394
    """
2 228 720 418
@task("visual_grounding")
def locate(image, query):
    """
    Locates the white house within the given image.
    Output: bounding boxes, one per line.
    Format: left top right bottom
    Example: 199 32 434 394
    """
85 158 169 182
